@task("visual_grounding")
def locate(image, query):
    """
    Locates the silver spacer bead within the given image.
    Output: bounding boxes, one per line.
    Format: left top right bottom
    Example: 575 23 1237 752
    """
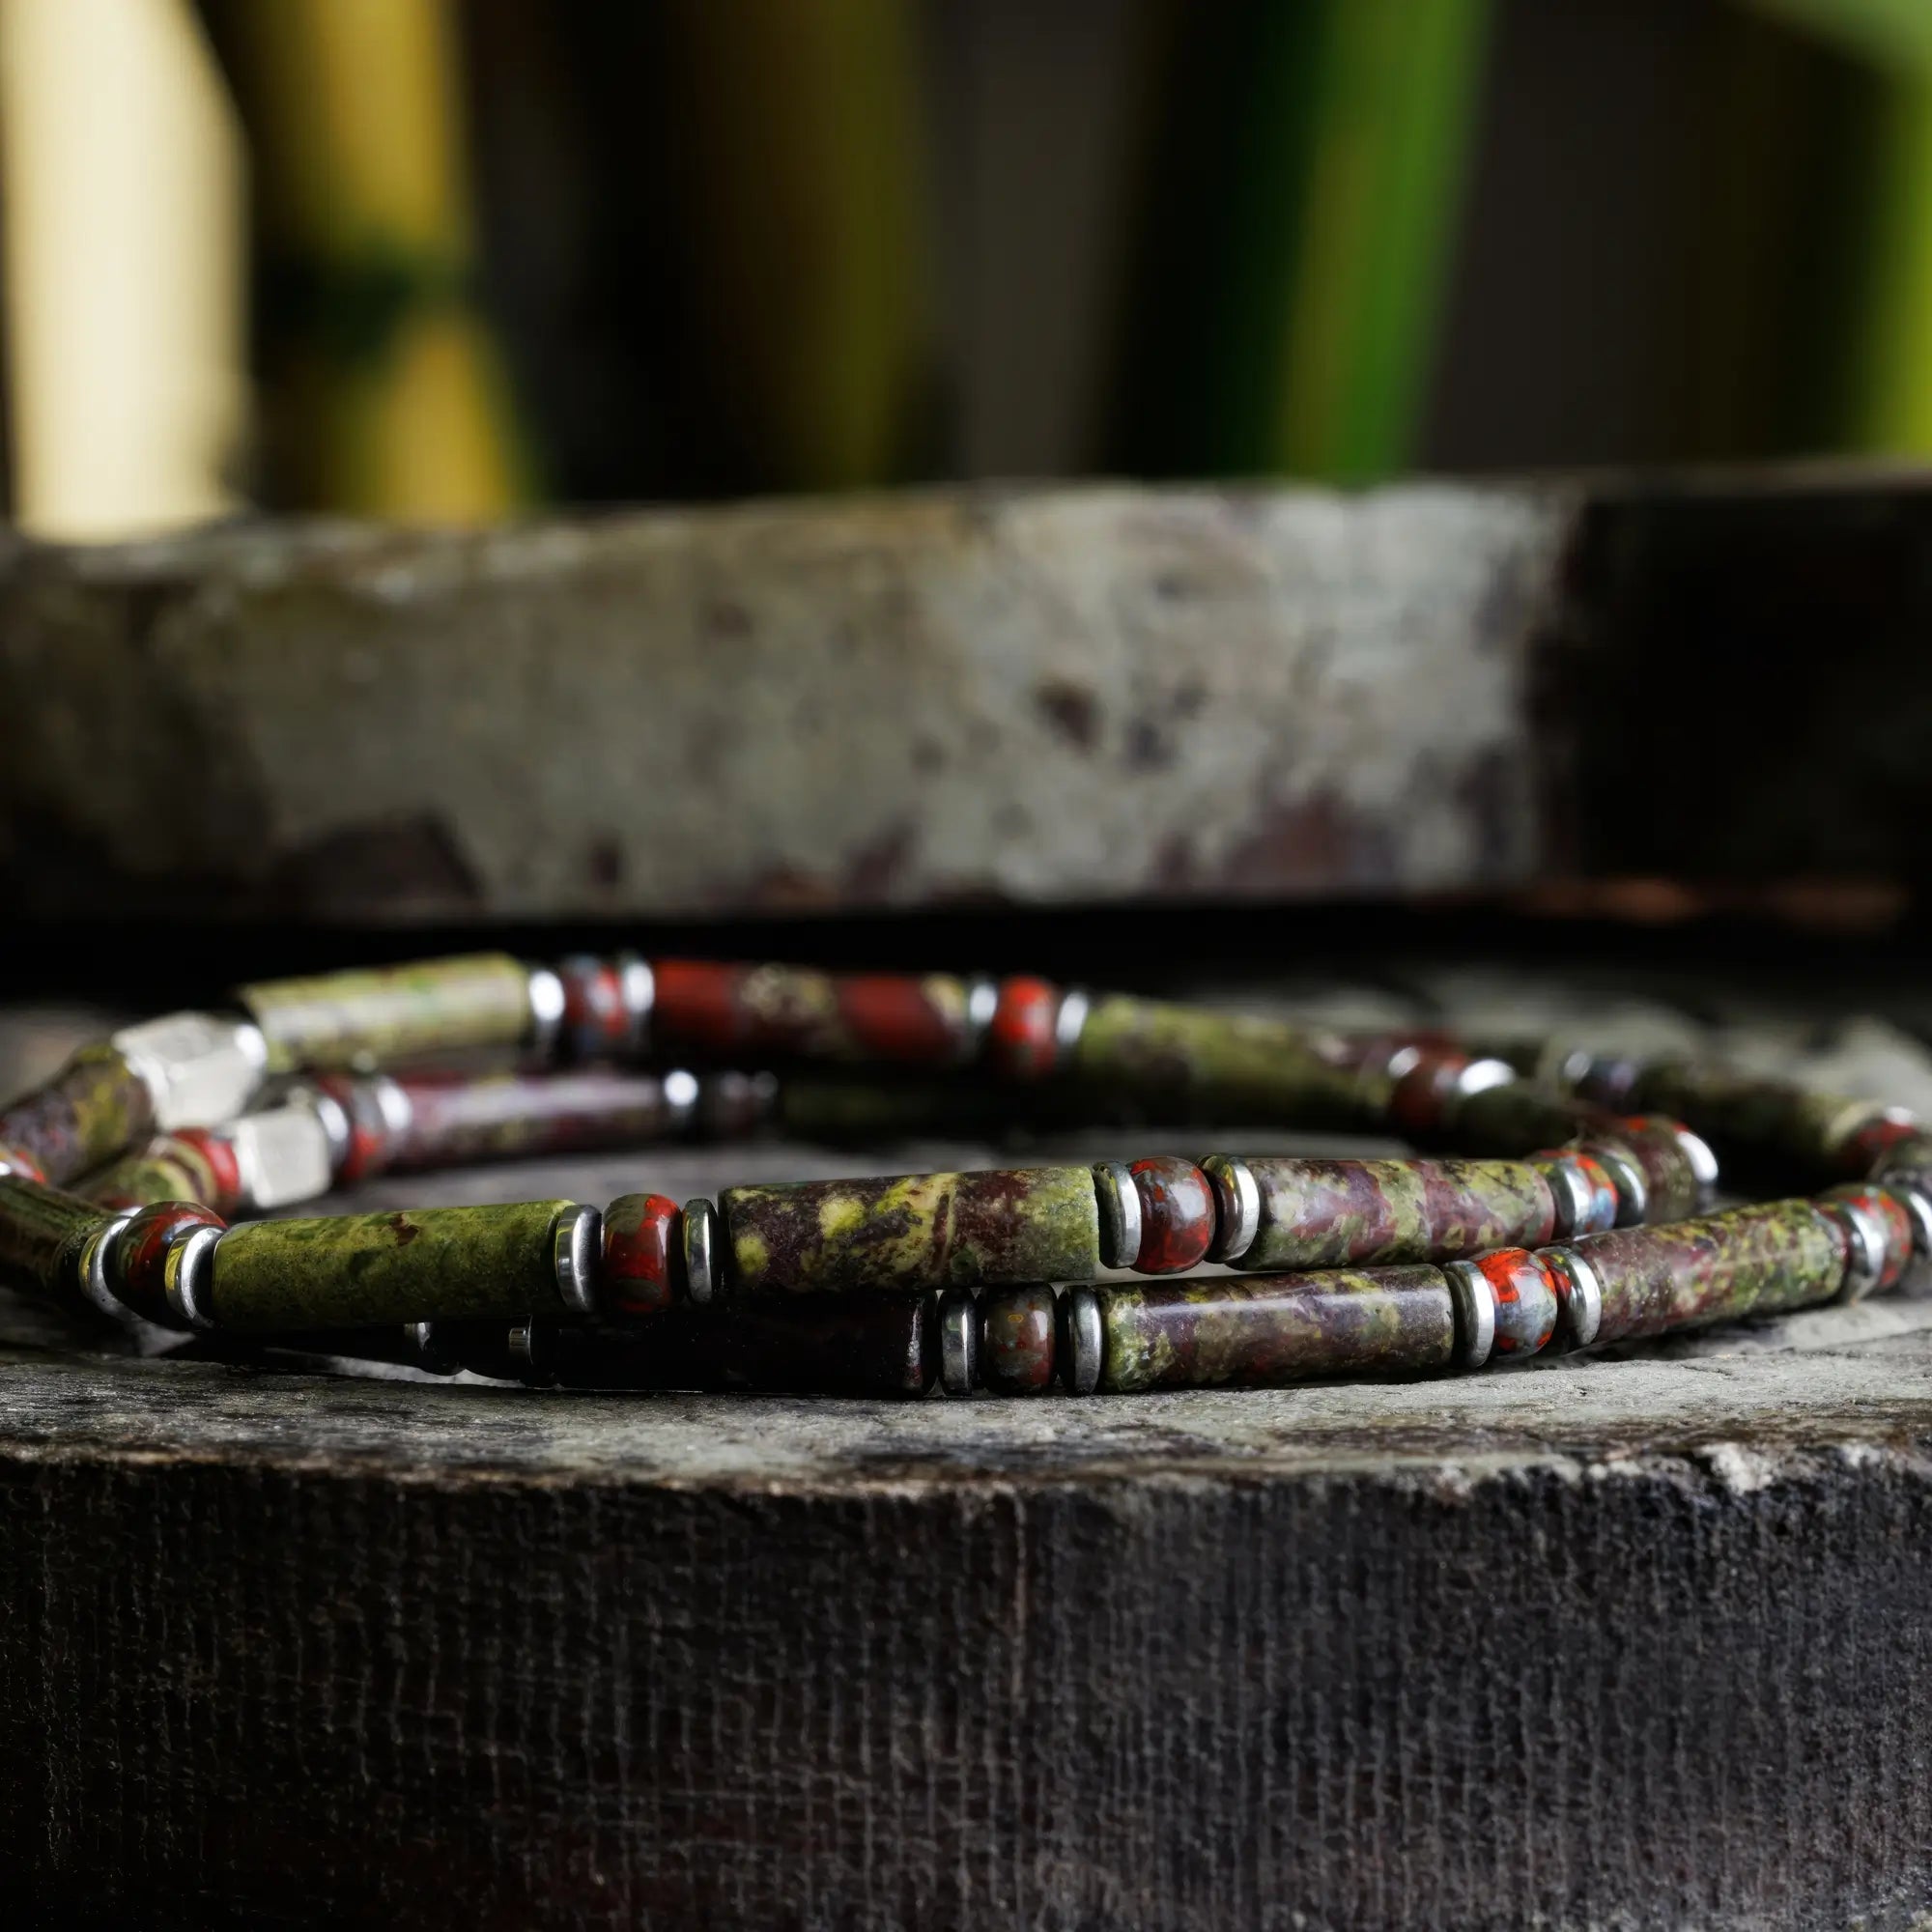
1053 988 1092 1063
1582 1140 1649 1228
1201 1154 1261 1264
163 1223 223 1332
507 1321 557 1385
1092 1161 1143 1270
1821 1196 1889 1303
1541 1247 1603 1350
662 1068 700 1134
962 977 999 1057
405 1321 460 1376
1535 1153 1597 1241
1451 1057 1517 1101
1441 1260 1495 1372
1060 1286 1103 1396
683 1199 720 1305
617 954 655 1055
1885 1175 1932 1262
526 966 567 1060
286 1081 353 1171
552 1203 603 1317
1672 1123 1719 1211
938 1289 980 1396
74 1210 139 1321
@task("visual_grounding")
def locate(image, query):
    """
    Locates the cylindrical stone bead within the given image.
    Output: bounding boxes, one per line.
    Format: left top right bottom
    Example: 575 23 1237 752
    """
85 1134 240 1214
1628 1062 1886 1181
1068 994 1373 1127
545 1293 938 1397
651 960 980 1065
237 953 536 1073
979 1284 1058 1394
1127 1156 1216 1274
1562 1200 1846 1346
1235 1157 1555 1271
719 1165 1103 1297
1471 1247 1560 1357
114 1201 226 1324
0 1175 108 1301
1841 1114 1927 1178
386 1069 689 1170
0 1044 156 1186
1819 1182 1917 1293
1388 1047 1475 1136
984 977 1063 1079
601 1193 684 1319
208 1199 576 1331
1094 1266 1458 1393
1441 1080 1599 1156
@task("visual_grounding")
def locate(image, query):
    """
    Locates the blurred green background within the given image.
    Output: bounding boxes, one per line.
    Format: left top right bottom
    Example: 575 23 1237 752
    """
3 0 1930 538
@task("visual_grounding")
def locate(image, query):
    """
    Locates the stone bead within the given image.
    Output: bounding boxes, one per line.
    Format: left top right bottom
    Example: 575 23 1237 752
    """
1067 994 1370 1127
1387 1047 1473 1136
113 1201 226 1325
1441 1080 1598 1156
1560 1200 1845 1347
542 1292 939 1397
0 1044 156 1187
652 960 980 1065
719 1166 1102 1298
979 1285 1058 1394
237 952 536 1074
1094 1266 1457 1393
1591 1116 1711 1223
1235 1157 1555 1271
387 1069 689 1170
601 1193 684 1319
87 1146 220 1215
1627 1062 1885 1183
1127 1156 1216 1274
0 1144 46 1183
1472 1247 1559 1358
1870 1127 1932 1185
556 955 635 1061
172 1128 245 1213
208 1200 575 1331
984 977 1063 1079
0 1175 110 1303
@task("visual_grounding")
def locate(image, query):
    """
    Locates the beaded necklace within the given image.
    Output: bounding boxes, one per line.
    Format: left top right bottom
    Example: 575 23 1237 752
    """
0 952 1921 1398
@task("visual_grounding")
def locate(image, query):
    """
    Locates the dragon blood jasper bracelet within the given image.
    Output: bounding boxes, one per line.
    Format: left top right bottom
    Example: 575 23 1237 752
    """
0 951 1925 1399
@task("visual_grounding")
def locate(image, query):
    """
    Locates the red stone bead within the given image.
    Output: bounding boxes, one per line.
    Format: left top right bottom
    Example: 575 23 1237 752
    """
1128 1156 1216 1274
1822 1183 1915 1290
316 1074 393 1183
602 1193 683 1319
1476 1247 1558 1357
986 977 1061 1079
115 1201 225 1324
0 1142 46 1184
559 956 633 1061
979 1285 1057 1394
172 1127 244 1214
651 960 752 1055
1388 1047 1470 1136
834 974 970 1064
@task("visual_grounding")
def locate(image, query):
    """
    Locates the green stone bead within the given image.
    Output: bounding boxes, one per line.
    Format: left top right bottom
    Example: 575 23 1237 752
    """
238 952 534 1074
720 1166 1102 1297
208 1200 572 1331
0 1175 108 1300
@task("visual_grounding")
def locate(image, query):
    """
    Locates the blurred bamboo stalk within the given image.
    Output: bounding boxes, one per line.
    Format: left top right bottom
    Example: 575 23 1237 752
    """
659 0 937 491
206 0 527 522
0 0 246 539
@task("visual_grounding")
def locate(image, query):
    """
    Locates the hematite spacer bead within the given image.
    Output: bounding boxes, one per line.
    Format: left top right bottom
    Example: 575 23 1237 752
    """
662 1068 701 1135
618 954 655 1055
1092 1162 1142 1269
1200 1154 1261 1263
979 1284 1058 1394
1576 1138 1649 1228
1441 1260 1496 1371
557 955 634 1063
74 1208 139 1320
1876 1171 1932 1268
526 966 567 1061
1529 1150 1617 1238
1539 1247 1604 1350
1054 988 1091 1058
1058 1285 1103 1395
507 1321 559 1386
163 1222 223 1331
1127 1156 1217 1274
552 1204 603 1317
938 1288 980 1395
962 978 999 1057
1671 1122 1720 1211
1819 1193 1885 1303
683 1198 719 1305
